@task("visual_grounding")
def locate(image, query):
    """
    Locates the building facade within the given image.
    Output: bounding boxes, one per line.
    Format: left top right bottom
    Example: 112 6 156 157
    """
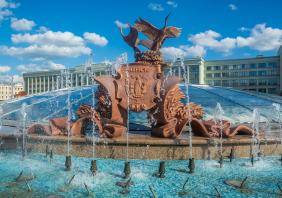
0 84 24 101
23 46 282 95
170 45 282 95
23 63 112 95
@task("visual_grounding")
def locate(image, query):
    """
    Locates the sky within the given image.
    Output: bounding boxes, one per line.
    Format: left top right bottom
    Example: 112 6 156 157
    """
0 0 282 83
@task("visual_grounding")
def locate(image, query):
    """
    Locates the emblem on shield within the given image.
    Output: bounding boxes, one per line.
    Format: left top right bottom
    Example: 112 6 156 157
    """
115 64 161 112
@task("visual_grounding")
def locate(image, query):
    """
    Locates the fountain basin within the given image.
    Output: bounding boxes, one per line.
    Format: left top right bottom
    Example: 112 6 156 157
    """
1 131 281 160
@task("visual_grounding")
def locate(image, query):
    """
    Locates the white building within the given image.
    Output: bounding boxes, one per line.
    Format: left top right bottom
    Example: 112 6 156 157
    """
0 84 24 101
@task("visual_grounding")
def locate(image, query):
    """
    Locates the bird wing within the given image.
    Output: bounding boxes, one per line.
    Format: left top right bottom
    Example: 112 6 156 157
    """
165 27 182 38
139 39 153 49
121 26 139 48
134 18 160 41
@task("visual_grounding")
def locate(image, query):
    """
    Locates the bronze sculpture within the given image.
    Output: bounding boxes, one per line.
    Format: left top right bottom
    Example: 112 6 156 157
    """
28 15 254 139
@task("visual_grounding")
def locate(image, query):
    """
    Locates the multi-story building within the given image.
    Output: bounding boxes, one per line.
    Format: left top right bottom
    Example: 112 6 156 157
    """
203 56 280 94
170 45 282 95
23 45 282 95
23 63 112 95
0 83 24 101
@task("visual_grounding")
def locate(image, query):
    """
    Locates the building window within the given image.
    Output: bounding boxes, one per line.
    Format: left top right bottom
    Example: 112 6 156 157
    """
213 73 221 78
258 63 267 68
258 79 267 86
268 62 278 68
222 72 229 77
250 63 256 69
258 88 267 93
207 66 212 71
249 71 257 77
206 73 212 78
268 78 278 86
222 80 229 86
258 71 267 76
239 79 248 86
214 66 221 71
268 88 277 94
213 80 221 86
249 79 257 86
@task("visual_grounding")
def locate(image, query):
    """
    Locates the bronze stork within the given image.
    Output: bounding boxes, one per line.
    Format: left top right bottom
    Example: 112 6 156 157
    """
134 14 181 51
119 24 141 56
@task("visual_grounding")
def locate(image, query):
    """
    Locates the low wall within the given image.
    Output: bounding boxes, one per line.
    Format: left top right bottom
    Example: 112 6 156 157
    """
1 133 281 160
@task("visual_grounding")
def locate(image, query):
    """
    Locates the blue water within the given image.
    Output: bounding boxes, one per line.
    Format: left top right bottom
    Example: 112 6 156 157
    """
0 152 281 197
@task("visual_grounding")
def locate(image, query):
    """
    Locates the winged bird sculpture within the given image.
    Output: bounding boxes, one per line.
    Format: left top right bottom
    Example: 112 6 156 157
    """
119 24 141 55
134 14 181 51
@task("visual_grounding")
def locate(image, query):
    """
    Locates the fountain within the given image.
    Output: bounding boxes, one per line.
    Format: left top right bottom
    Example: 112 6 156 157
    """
214 103 224 168
20 103 27 159
65 69 72 171
251 108 260 166
0 14 282 197
273 103 282 165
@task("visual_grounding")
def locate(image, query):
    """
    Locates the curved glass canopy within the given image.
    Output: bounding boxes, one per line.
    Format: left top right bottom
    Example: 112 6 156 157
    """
0 84 281 128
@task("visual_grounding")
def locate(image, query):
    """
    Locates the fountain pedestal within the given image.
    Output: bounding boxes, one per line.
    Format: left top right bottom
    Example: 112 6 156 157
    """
188 158 195 174
90 160 97 175
124 161 131 178
65 155 72 171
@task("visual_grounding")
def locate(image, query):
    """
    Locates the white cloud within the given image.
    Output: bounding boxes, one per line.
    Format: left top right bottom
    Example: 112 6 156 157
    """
180 45 206 57
12 31 84 46
0 0 19 23
0 65 11 72
189 30 237 53
238 27 250 32
0 74 23 84
228 4 237 11
0 0 19 8
237 23 282 51
17 61 65 73
114 20 129 29
37 26 49 33
167 1 177 8
161 47 185 59
161 45 206 59
184 23 282 56
0 0 8 8
83 32 108 47
148 3 164 11
0 45 91 58
1 30 95 60
7 1 19 9
11 17 36 31
0 9 12 21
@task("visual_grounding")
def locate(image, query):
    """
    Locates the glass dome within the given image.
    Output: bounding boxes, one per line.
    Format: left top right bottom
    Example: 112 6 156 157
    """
0 84 281 129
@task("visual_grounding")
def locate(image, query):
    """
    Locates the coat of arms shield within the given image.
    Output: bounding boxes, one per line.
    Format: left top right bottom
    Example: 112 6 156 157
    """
115 63 162 112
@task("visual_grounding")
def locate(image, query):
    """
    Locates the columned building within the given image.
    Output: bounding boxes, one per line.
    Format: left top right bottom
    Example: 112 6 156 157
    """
23 46 282 95
23 63 112 95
